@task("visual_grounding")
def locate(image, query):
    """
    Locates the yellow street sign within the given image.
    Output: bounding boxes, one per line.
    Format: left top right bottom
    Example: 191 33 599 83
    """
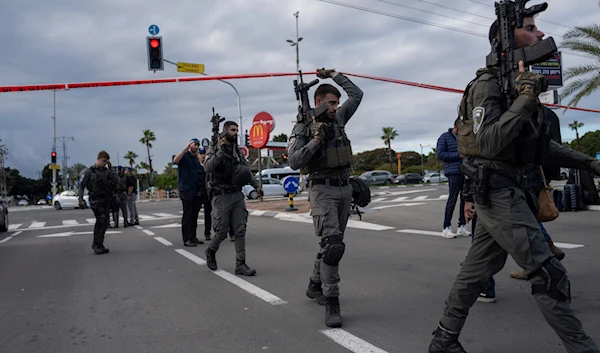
177 62 205 74
50 164 61 170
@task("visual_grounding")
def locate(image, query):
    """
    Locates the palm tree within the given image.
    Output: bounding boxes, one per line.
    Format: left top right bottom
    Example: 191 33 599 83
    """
381 127 399 167
139 129 156 176
124 151 138 168
560 24 600 108
164 162 174 175
568 120 585 151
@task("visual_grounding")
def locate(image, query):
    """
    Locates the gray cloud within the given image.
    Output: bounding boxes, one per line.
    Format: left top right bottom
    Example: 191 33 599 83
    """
1 0 599 178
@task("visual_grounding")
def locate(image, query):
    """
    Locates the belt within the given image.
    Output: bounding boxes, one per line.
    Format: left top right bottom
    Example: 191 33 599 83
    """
212 188 241 196
309 178 349 187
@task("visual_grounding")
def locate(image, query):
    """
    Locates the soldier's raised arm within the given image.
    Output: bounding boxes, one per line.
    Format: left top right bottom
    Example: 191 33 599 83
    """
331 72 363 126
287 122 321 170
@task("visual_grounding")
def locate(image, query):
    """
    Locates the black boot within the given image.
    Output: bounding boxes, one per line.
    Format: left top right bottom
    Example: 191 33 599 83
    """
428 324 467 353
306 279 327 306
235 261 256 276
325 296 342 328
92 244 105 255
205 248 217 271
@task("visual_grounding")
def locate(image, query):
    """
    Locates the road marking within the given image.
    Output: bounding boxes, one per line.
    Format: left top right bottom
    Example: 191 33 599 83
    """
8 215 181 232
387 188 437 196
369 197 387 205
0 231 21 243
62 220 79 226
142 229 155 236
346 219 394 231
397 229 445 237
320 329 389 353
37 230 121 238
29 221 46 228
439 194 449 200
154 237 173 246
153 213 177 217
86 218 96 224
413 196 429 201
151 223 181 228
8 223 22 230
391 196 409 202
138 215 157 220
379 186 389 189
174 249 287 305
371 203 428 210
553 242 585 249
250 210 266 216
134 225 143 230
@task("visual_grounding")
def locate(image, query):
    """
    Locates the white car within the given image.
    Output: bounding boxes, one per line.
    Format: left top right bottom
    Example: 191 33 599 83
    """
17 199 29 206
53 190 90 210
423 173 448 183
243 177 301 200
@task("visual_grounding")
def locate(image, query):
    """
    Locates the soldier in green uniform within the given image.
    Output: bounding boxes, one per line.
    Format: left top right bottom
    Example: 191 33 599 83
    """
287 68 363 328
204 121 263 276
79 151 120 255
428 5 600 352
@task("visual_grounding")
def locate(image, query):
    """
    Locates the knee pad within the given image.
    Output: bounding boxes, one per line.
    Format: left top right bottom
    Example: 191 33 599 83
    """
97 215 108 229
320 236 345 266
531 257 571 302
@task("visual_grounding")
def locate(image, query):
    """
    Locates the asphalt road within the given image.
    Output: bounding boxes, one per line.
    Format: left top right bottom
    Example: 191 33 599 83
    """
2 185 599 353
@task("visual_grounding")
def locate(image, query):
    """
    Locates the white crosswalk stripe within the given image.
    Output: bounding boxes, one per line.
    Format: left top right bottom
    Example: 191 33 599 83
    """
62 220 79 226
86 218 96 224
153 213 178 217
8 223 22 230
28 221 46 229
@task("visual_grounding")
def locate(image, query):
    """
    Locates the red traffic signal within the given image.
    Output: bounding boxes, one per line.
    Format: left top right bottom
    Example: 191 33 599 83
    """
146 36 164 71
51 151 57 164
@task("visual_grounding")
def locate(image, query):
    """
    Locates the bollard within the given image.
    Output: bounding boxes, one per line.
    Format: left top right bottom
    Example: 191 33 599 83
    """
285 193 298 212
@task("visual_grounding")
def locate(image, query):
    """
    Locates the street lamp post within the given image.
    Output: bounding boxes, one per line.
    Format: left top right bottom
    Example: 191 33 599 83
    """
420 144 431 176
286 11 303 75
57 136 75 190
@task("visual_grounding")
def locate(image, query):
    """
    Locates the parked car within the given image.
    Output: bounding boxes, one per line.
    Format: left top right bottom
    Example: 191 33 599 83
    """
36 199 47 205
53 190 90 210
359 170 395 186
395 173 422 184
17 199 29 206
243 177 301 200
0 199 8 232
423 172 448 183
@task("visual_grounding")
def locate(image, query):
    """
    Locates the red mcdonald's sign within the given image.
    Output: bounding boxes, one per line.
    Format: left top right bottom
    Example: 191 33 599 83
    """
249 123 269 149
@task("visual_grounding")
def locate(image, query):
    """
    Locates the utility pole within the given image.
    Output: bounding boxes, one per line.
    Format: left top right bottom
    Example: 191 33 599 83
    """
57 136 75 190
420 144 430 176
286 11 303 76
51 90 57 197
0 146 8 200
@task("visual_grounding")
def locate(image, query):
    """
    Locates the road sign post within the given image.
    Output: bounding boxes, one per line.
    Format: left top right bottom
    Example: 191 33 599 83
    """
396 152 402 175
252 111 275 133
249 124 270 202
177 62 205 74
283 176 300 212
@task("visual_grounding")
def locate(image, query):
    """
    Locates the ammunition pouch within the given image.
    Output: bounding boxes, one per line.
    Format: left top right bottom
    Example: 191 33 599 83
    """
460 164 490 207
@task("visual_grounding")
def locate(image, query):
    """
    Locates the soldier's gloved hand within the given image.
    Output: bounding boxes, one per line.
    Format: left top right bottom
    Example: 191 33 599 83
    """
256 187 264 197
586 159 600 176
311 121 326 144
78 199 87 209
316 68 336 79
516 71 548 98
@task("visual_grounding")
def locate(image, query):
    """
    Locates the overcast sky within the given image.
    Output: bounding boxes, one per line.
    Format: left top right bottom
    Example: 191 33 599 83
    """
1 0 599 179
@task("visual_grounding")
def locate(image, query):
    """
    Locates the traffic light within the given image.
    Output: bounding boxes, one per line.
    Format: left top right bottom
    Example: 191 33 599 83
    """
51 151 57 164
146 36 164 71
245 130 250 146
282 153 287 161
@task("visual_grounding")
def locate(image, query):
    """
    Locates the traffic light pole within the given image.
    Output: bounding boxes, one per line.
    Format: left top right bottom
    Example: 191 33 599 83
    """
51 90 57 198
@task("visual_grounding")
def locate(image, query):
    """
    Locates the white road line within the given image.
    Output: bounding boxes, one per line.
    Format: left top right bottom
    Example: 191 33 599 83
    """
153 213 178 217
250 210 266 216
86 218 96 224
142 229 155 236
439 194 449 200
387 188 437 196
320 329 389 353
0 231 21 243
379 186 389 189
8 223 22 230
29 221 46 228
414 184 424 187
553 242 585 249
346 219 394 231
138 215 157 220
396 229 445 237
413 196 429 201
12 231 22 237
154 237 173 246
369 197 387 205
62 220 79 226
134 225 143 230
391 196 409 202
371 202 428 210
174 249 287 306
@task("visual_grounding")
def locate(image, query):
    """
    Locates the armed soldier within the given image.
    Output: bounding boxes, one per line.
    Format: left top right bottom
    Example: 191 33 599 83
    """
204 121 263 276
114 166 129 227
429 2 600 352
79 151 120 255
287 68 363 328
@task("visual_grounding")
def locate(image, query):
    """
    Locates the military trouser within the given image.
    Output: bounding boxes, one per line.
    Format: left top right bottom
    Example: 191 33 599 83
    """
117 192 128 226
90 198 111 247
440 185 599 352
128 193 139 223
309 182 353 298
200 191 212 238
209 190 248 262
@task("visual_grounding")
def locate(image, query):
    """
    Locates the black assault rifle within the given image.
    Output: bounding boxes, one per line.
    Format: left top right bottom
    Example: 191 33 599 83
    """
210 107 226 148
486 0 557 107
293 70 329 125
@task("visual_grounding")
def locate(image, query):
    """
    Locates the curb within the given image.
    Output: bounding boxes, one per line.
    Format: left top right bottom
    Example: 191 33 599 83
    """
586 205 600 212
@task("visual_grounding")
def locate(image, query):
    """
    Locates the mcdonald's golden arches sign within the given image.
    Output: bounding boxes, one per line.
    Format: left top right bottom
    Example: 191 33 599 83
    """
249 123 269 149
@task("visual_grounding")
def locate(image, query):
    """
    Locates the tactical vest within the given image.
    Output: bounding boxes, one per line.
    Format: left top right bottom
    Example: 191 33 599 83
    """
88 166 111 197
455 68 498 159
118 173 127 191
301 121 353 175
212 144 242 187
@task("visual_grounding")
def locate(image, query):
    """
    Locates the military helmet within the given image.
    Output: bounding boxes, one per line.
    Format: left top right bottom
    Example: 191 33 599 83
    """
231 164 253 186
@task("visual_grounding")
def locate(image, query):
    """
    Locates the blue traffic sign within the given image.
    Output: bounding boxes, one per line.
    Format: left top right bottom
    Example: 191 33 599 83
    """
596 152 600 160
148 24 160 35
282 176 300 194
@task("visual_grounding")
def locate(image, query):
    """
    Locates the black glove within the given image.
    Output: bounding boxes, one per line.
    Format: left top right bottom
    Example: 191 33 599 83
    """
516 71 548 98
316 68 336 79
78 199 87 209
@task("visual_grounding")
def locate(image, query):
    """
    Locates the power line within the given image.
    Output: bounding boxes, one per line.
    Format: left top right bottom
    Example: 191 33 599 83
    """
370 0 488 27
318 0 488 37
465 0 574 29
318 0 590 59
